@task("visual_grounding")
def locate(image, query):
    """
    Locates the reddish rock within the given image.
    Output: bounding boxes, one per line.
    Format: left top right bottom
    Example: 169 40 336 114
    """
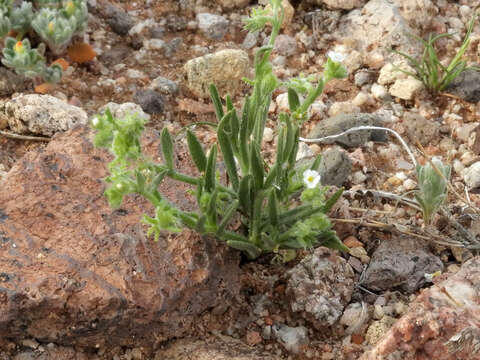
0 126 240 352
246 331 262 346
361 257 480 360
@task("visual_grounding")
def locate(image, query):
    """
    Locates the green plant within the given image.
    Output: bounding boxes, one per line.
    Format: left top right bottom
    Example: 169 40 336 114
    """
92 0 348 259
394 13 479 96
0 0 88 83
415 158 451 225
2 37 61 81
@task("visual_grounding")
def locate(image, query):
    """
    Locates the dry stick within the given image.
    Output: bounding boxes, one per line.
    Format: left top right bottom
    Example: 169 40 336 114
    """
343 189 421 210
332 217 463 247
0 130 50 141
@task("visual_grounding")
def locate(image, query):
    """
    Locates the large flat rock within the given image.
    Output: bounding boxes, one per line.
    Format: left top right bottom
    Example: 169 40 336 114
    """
0 126 240 352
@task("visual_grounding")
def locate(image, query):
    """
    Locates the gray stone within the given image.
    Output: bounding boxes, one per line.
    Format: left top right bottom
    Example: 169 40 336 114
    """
184 49 250 98
446 68 480 103
287 247 355 330
272 325 309 354
304 8 340 35
361 237 443 294
338 0 421 58
403 112 440 146
354 70 373 87
102 2 134 36
319 148 352 187
149 77 179 95
134 90 165 115
197 13 229 41
165 14 187 32
271 55 286 67
164 37 183 58
99 44 131 67
242 31 259 49
273 34 297 57
308 113 387 148
0 94 87 136
0 68 28 97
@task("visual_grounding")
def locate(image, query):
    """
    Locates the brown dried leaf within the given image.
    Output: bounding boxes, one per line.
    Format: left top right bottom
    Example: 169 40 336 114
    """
68 42 96 63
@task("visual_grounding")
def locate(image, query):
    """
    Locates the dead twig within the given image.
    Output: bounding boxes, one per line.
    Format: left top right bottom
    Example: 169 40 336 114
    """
0 130 50 141
343 189 421 210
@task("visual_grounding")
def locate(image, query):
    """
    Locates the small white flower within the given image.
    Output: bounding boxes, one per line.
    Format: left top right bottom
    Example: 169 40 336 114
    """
327 50 345 63
303 169 321 189
116 183 124 190
91 117 99 127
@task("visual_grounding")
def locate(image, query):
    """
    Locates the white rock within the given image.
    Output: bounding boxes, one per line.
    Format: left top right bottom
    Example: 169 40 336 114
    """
392 0 437 31
389 78 424 100
343 50 364 73
352 92 370 107
339 0 421 57
340 302 365 327
455 123 478 142
448 17 464 30
373 304 384 320
464 162 480 188
352 171 367 184
378 61 412 85
403 178 417 191
371 84 389 100
453 159 464 175
263 127 274 142
126 69 146 79
128 19 157 37
143 39 166 51
459 5 472 21
273 325 308 354
0 95 87 136
184 49 250 98
100 102 150 121
328 101 360 117
276 93 290 112
395 172 407 181
461 151 476 166
309 101 327 119
296 142 314 160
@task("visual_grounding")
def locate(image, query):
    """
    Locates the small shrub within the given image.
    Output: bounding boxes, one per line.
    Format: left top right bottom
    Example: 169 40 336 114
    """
394 13 479 96
415 158 451 225
0 0 88 83
92 0 348 259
